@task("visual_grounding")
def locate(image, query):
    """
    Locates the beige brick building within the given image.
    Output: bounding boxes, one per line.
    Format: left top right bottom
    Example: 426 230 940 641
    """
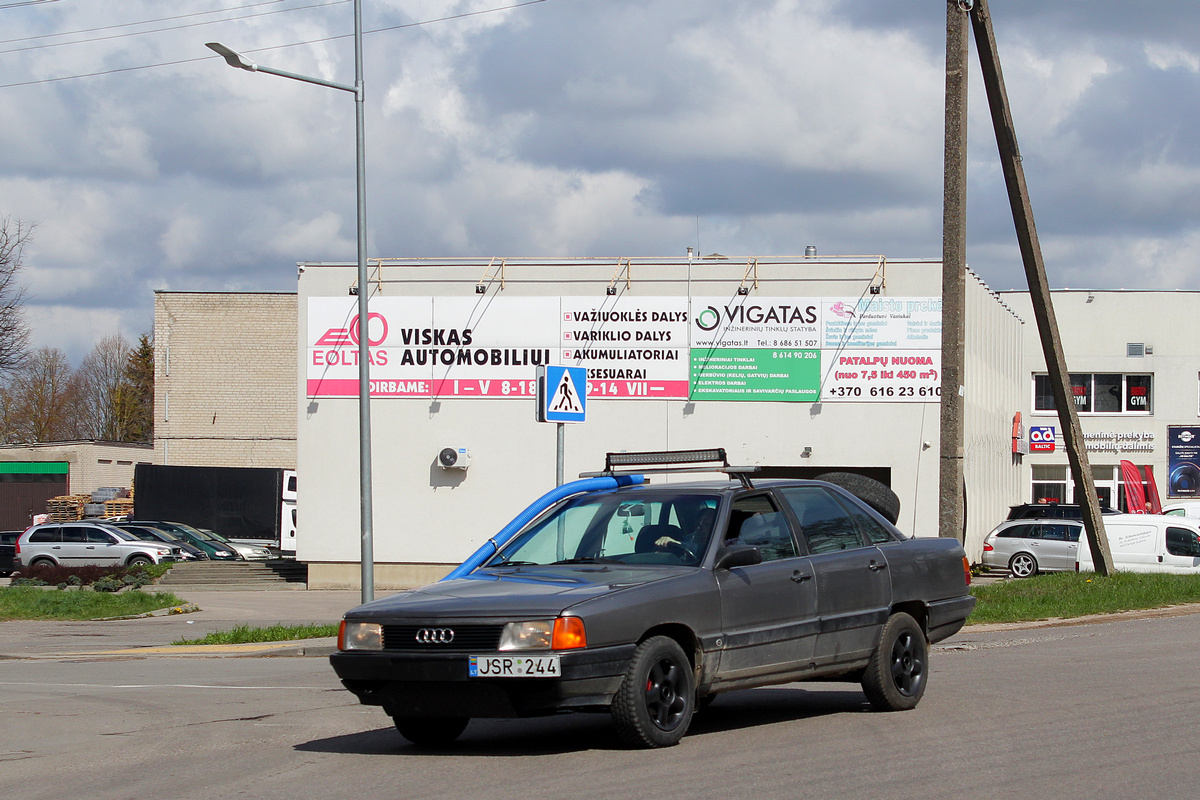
154 291 297 469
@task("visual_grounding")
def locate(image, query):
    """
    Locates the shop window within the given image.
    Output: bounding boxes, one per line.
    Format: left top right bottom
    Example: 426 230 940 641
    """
1033 373 1151 415
1031 464 1067 504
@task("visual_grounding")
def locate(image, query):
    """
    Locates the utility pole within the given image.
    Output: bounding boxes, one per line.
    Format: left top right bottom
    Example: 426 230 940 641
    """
939 0 970 542
969 0 1114 574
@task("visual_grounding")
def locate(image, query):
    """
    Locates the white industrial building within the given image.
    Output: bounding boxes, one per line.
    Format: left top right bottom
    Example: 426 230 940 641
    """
296 256 1024 589
999 290 1200 510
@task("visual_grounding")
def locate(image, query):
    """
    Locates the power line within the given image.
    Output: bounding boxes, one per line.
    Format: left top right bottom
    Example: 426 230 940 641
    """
0 0 548 90
1 0 297 45
0 0 61 9
0 1 351 54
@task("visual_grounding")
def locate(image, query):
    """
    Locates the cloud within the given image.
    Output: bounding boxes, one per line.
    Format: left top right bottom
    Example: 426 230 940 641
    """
3 0 1200 365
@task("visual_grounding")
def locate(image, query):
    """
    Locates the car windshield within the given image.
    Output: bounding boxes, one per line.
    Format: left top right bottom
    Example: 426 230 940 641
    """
486 491 721 568
201 529 233 543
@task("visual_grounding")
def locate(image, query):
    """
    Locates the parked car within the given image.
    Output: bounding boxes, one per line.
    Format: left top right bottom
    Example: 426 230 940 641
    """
112 521 242 560
197 529 273 561
1007 503 1118 520
982 518 1084 577
1 531 21 576
330 449 975 748
1076 514 1200 574
17 521 181 568
119 524 209 561
1161 501 1200 520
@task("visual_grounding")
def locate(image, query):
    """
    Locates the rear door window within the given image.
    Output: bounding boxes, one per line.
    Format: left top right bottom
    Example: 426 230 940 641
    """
61 527 89 543
776 486 866 555
724 494 797 563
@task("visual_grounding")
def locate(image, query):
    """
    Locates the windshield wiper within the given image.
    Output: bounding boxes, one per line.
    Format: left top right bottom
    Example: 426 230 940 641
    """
490 560 539 567
550 557 616 565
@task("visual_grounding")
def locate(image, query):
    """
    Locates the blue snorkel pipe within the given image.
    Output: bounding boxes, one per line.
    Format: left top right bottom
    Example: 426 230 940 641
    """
441 474 645 581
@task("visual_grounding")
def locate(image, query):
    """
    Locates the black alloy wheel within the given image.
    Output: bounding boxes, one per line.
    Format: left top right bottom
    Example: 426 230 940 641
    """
862 612 928 711
611 635 695 748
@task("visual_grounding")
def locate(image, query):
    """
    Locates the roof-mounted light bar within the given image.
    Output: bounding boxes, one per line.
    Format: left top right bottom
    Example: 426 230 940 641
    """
604 448 728 471
582 448 758 488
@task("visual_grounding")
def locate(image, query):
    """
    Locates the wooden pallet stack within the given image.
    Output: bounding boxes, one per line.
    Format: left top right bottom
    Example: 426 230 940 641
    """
103 498 134 518
46 495 90 522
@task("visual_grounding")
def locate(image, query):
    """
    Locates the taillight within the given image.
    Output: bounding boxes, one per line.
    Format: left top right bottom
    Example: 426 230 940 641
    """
963 556 971 586
982 543 993 551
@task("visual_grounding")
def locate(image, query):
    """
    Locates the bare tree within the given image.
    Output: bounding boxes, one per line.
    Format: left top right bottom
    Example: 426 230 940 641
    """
76 333 132 440
0 217 32 375
3 347 82 443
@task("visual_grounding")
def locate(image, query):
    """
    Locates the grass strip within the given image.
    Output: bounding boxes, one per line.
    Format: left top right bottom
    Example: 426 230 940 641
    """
0 586 186 620
173 622 339 646
969 571 1200 624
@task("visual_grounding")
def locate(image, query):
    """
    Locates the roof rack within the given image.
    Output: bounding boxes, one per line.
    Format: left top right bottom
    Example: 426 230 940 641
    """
580 448 759 488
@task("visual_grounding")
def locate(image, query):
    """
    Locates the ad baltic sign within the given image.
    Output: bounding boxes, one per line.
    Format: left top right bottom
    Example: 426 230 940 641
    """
1167 426 1200 497
307 295 942 403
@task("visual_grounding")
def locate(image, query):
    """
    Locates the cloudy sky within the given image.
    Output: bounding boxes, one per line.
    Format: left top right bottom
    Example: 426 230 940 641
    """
3 0 1199 364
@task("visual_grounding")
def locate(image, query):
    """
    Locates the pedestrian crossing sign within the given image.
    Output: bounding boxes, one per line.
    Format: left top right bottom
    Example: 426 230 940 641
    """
541 365 587 423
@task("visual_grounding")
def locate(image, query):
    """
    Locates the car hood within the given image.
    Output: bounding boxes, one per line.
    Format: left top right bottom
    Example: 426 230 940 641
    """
344 565 688 620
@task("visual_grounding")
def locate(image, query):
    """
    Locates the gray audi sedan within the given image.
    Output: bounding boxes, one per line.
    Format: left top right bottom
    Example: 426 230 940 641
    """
331 450 975 749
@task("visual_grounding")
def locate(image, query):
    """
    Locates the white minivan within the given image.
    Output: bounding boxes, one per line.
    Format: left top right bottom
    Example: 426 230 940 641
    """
1075 514 1200 574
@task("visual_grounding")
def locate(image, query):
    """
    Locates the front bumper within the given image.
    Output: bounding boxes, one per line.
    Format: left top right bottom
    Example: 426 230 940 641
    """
330 643 636 718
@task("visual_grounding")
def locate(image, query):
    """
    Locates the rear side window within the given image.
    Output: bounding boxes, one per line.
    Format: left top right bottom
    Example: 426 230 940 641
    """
777 486 865 554
28 527 60 543
998 524 1037 539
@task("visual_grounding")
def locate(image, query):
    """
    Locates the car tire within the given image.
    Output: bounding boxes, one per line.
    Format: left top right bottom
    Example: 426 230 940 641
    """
815 472 902 525
611 635 695 748
128 556 153 567
862 612 928 712
30 557 56 569
1008 552 1038 578
392 716 469 747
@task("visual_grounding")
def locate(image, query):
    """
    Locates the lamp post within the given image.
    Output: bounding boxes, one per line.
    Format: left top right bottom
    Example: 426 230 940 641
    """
207 0 375 604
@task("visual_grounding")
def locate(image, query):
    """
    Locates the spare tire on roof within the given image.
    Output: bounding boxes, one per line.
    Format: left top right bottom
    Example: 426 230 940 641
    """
815 472 901 525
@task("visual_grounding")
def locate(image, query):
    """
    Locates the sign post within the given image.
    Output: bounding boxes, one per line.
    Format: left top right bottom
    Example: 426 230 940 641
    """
537 365 588 486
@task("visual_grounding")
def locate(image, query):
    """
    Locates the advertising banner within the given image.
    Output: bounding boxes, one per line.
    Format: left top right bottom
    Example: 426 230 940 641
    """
1167 426 1200 497
307 294 941 403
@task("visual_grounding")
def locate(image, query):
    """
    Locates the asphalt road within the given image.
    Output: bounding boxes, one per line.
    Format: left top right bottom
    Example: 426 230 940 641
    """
3 606 1199 800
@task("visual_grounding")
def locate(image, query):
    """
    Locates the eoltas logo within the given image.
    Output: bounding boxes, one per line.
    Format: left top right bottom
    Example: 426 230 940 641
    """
315 312 389 347
696 307 721 331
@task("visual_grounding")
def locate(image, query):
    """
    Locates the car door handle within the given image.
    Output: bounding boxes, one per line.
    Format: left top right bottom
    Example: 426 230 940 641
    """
791 571 812 583
868 560 888 572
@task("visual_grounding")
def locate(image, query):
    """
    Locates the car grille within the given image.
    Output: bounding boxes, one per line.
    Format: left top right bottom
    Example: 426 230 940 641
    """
381 624 503 651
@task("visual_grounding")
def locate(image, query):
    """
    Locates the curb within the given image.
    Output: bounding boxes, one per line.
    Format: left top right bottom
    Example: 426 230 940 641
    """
2 637 339 660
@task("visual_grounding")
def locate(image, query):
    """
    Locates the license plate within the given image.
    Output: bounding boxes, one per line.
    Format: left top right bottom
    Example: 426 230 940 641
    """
469 655 561 678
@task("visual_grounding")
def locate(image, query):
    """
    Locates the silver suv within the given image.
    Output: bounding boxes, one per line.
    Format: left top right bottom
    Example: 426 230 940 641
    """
18 521 181 569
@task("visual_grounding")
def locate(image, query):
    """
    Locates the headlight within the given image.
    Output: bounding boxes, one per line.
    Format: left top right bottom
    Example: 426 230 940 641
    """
214 550 232 557
339 620 383 651
498 618 586 651
499 621 553 651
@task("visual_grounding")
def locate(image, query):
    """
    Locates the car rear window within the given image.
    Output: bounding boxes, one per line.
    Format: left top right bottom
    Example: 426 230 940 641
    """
27 527 61 543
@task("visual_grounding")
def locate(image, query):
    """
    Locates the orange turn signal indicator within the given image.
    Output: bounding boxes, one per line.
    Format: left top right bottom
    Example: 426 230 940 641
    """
552 617 587 650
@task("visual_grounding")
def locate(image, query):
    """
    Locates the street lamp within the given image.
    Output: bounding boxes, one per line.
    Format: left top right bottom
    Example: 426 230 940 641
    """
207 0 375 604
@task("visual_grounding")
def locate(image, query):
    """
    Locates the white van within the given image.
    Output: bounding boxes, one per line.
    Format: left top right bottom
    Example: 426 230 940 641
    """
1076 514 1200 574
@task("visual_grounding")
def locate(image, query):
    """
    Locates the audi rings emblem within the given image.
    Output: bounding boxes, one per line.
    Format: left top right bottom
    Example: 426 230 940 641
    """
415 628 455 644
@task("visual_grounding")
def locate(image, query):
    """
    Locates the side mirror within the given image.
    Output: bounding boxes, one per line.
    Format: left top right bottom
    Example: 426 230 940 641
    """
715 543 763 570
